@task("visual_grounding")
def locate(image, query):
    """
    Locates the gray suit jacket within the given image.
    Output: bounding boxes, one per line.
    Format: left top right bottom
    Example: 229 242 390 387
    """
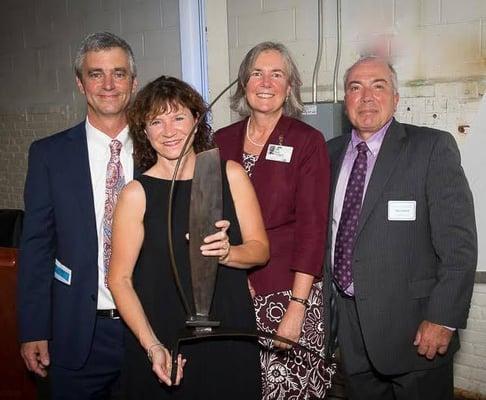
325 119 477 375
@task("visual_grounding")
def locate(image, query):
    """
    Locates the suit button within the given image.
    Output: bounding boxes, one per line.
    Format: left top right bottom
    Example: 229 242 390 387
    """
91 294 96 301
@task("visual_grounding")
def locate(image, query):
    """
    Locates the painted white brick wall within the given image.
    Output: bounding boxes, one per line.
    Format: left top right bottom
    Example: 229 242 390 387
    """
456 284 486 395
0 0 181 209
223 0 486 395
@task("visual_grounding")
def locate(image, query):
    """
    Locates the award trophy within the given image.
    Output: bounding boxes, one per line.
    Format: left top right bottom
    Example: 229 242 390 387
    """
166 81 326 384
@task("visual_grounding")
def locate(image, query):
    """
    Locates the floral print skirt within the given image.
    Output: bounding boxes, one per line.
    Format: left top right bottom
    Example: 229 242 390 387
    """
254 281 335 400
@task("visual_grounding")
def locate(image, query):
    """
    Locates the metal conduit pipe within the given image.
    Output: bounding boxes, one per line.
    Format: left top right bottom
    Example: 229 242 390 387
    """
311 0 324 103
333 0 342 103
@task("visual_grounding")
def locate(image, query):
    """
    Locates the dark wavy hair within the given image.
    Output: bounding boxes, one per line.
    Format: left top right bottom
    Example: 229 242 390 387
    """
128 75 213 170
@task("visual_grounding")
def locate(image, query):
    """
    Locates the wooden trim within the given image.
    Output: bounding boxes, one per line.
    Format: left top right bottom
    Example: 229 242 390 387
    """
0 247 17 268
454 387 486 400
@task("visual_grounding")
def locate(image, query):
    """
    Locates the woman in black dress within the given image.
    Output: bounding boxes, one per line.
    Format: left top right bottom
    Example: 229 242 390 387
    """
108 76 269 399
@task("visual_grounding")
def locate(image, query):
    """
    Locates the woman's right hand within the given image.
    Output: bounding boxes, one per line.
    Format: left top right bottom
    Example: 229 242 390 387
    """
200 220 231 264
150 345 186 386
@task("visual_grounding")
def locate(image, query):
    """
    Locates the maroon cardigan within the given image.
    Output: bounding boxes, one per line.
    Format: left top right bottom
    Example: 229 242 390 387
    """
214 115 331 295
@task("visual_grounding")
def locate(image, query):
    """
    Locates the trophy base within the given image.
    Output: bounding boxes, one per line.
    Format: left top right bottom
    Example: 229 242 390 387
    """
185 316 221 329
169 328 322 385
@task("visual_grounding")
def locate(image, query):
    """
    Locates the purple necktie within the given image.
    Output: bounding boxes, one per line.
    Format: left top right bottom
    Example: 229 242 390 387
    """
333 141 368 292
103 139 125 287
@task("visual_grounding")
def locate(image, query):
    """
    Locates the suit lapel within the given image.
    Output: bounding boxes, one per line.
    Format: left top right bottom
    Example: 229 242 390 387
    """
65 123 98 253
355 120 407 239
330 135 351 197
327 135 351 250
251 116 291 183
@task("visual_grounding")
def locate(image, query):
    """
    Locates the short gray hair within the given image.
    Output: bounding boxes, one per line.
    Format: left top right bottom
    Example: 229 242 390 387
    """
343 55 398 94
230 41 303 117
74 32 137 79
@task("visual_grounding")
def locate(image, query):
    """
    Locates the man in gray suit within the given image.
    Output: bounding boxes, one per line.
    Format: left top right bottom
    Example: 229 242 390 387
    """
326 56 477 400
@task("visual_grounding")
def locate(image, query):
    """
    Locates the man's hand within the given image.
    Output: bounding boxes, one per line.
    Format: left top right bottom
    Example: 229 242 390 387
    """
20 340 50 377
413 320 453 360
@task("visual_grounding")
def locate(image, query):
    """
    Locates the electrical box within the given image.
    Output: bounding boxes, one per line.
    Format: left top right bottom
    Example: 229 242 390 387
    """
300 102 351 142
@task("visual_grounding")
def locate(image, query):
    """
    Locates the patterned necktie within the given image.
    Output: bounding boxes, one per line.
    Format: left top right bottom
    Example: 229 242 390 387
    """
103 139 125 287
333 141 368 292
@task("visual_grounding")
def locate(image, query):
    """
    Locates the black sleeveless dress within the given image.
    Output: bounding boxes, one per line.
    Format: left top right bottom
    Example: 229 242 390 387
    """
121 162 261 399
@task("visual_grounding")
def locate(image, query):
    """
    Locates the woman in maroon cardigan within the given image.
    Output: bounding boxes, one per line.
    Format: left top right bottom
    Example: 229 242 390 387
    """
214 42 334 400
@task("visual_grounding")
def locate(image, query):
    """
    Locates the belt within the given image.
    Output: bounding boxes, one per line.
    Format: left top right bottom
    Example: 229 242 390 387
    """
96 309 120 319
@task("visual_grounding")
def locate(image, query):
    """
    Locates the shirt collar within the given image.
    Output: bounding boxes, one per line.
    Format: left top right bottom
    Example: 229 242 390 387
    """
350 118 393 157
85 117 132 153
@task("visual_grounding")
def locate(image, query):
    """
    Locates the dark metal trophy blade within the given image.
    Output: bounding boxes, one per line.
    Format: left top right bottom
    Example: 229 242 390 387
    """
168 79 327 384
169 148 325 384
187 148 222 328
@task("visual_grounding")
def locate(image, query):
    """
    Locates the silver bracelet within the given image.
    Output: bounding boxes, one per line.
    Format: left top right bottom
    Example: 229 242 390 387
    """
147 342 164 362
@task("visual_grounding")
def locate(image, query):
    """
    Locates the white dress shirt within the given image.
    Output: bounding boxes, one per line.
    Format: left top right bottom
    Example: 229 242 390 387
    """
86 118 134 310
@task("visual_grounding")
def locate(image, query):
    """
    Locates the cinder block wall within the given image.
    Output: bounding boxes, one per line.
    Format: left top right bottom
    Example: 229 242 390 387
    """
0 0 181 209
226 0 486 136
224 0 486 395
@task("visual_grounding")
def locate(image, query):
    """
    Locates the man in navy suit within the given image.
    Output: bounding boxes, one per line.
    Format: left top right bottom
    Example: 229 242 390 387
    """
18 32 138 399
326 56 477 399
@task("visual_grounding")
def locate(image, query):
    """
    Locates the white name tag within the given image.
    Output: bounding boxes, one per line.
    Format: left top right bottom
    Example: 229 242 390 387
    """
388 201 416 221
265 144 293 163
54 259 72 285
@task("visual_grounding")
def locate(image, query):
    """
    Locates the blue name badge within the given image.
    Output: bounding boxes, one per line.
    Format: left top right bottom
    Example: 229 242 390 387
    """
54 259 72 285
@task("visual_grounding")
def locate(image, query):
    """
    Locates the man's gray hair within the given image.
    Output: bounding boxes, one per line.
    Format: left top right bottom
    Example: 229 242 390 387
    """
230 41 303 117
343 55 398 94
74 32 137 79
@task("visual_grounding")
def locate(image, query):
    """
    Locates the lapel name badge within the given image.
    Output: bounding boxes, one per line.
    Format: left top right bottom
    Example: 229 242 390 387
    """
54 259 72 285
265 144 293 163
388 200 416 221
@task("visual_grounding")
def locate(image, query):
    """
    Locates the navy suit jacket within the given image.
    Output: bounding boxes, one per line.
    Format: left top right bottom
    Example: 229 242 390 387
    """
18 121 137 369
